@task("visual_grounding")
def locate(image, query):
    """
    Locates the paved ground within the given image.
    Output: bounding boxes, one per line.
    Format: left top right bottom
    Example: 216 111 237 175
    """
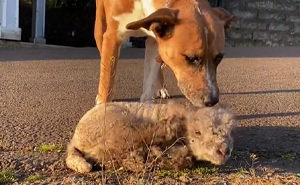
0 46 300 184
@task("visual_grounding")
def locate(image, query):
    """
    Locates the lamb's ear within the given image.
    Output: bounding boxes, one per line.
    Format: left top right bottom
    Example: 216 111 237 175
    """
211 7 238 30
126 8 180 40
213 103 237 130
227 118 238 131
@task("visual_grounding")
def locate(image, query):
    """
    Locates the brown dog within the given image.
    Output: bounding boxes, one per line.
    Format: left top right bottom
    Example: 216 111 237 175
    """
94 0 236 107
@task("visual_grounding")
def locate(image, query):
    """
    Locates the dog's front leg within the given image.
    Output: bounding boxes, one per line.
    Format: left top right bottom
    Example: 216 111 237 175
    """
142 37 156 94
140 37 170 103
156 67 170 99
96 30 121 105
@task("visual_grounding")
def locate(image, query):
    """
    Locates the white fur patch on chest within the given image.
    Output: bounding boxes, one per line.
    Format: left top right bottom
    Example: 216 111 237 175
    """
113 0 157 41
142 0 157 16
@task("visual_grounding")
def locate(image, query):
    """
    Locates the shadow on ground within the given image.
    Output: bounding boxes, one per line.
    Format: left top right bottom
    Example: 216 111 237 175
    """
233 126 300 154
192 125 300 176
221 89 300 95
224 126 300 175
113 88 300 102
0 47 144 62
237 112 300 120
2 46 300 62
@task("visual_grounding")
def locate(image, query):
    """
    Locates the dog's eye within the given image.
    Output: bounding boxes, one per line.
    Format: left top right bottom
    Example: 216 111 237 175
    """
214 52 224 65
195 131 201 135
184 55 202 66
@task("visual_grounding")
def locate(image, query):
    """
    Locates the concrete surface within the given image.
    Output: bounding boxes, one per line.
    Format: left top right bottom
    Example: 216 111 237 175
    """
0 46 299 183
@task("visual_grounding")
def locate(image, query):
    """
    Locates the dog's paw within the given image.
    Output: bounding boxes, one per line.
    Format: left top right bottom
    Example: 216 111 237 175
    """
95 94 102 105
156 88 170 99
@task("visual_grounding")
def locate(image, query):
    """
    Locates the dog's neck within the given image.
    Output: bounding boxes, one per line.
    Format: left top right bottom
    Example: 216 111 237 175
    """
164 0 198 8
164 0 177 8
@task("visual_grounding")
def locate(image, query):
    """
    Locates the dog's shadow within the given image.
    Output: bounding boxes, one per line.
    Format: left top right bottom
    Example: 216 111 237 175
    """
192 124 300 175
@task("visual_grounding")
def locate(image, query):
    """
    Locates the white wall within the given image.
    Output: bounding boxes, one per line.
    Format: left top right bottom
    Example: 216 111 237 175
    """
30 0 46 44
0 0 21 40
0 1 3 25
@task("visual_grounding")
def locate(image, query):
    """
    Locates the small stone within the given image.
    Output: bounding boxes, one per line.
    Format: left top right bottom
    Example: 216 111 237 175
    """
179 175 191 183
215 180 228 185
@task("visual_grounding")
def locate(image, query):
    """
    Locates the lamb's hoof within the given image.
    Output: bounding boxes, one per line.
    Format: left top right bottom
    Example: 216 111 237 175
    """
66 156 93 173
75 162 93 173
155 88 170 99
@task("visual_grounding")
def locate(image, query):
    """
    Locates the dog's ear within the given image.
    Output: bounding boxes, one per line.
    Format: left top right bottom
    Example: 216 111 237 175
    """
211 7 238 30
126 8 180 40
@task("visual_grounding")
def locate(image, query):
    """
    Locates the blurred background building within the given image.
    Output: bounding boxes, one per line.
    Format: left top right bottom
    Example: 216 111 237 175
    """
1 0 300 48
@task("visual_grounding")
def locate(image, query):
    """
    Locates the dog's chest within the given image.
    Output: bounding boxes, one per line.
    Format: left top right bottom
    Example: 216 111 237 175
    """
113 0 157 41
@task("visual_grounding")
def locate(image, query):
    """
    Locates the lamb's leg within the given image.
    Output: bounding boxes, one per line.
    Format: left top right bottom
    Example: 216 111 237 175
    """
65 142 93 173
150 145 194 170
122 149 147 172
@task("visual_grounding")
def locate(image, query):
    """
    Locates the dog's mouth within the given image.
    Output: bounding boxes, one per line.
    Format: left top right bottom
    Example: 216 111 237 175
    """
177 78 220 107
177 81 206 107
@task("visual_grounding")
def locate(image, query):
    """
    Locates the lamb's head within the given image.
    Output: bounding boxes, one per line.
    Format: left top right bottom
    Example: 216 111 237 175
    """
186 104 237 165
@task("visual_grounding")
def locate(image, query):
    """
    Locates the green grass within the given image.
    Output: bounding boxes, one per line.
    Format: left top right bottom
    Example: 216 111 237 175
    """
234 167 248 176
156 167 218 177
0 170 16 184
281 153 298 161
38 143 63 153
231 150 250 160
26 173 43 182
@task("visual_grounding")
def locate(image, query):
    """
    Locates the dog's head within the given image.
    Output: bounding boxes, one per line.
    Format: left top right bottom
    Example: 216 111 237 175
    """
126 0 236 107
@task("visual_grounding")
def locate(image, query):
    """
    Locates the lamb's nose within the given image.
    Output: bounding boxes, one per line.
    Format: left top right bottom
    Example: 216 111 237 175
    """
217 143 230 156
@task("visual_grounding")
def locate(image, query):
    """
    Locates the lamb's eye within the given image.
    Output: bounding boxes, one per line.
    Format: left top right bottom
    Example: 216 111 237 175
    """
195 131 201 135
184 55 202 66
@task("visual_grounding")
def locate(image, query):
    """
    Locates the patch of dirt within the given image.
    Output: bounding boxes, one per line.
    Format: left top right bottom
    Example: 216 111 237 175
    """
0 149 299 185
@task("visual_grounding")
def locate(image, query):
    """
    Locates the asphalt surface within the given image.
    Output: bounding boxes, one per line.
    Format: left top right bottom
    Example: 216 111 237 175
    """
0 46 300 183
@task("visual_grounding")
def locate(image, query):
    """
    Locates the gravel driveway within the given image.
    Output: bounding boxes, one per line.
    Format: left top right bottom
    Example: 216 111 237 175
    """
0 46 299 184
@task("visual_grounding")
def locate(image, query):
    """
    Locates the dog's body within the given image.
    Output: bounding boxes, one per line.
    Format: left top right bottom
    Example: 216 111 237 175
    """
94 0 235 107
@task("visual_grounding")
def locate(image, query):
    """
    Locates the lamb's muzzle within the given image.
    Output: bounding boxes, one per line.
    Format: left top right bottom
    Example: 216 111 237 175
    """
65 102 237 173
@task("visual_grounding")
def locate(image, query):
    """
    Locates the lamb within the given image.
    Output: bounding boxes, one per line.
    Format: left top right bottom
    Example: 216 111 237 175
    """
65 101 237 173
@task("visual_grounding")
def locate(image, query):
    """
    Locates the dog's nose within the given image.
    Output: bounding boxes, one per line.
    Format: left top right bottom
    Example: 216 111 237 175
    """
204 97 219 107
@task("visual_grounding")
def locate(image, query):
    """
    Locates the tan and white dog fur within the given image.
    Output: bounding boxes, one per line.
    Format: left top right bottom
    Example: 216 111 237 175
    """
94 0 236 107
